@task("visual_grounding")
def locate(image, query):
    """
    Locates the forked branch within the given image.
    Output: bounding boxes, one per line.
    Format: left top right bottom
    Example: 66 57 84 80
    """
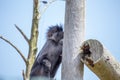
40 0 56 16
0 36 27 64
15 24 29 44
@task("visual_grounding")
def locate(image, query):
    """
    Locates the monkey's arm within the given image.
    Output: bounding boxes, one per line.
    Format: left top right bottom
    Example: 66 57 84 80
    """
36 41 50 63
50 54 62 77
30 55 52 77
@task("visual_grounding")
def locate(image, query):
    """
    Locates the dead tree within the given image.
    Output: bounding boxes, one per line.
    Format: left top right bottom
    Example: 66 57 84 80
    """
81 39 120 80
62 0 85 80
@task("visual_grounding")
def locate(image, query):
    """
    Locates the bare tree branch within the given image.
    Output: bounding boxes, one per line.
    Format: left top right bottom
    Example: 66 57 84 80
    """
24 0 40 79
15 24 29 44
22 70 26 80
0 36 27 64
40 0 56 16
81 39 120 80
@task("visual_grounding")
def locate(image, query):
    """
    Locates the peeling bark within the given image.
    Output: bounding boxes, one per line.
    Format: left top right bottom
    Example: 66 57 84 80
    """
81 39 120 80
25 0 40 80
62 0 85 80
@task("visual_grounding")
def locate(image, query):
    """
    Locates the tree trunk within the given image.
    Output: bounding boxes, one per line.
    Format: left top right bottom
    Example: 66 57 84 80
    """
62 0 85 80
24 0 40 80
81 39 120 80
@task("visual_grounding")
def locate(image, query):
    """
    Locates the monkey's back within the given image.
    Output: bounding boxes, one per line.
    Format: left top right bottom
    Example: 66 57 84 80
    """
30 40 62 78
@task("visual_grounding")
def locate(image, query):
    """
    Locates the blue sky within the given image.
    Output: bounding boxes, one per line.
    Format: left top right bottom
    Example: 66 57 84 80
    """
0 0 120 80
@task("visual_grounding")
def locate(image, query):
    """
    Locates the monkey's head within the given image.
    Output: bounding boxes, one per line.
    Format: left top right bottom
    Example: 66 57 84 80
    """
47 25 63 43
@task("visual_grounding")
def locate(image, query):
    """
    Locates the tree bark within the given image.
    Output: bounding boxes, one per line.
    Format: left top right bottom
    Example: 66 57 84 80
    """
25 0 39 80
81 39 120 80
62 0 85 80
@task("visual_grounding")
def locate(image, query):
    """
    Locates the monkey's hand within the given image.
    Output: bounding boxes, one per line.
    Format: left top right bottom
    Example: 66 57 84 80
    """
42 59 51 71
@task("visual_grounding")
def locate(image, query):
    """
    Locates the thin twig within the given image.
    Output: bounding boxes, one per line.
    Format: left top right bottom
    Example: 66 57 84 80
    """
0 36 27 64
15 24 29 44
40 0 56 16
22 70 26 80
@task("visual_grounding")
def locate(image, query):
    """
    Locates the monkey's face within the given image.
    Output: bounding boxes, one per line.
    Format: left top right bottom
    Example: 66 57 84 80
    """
50 31 63 43
47 25 64 43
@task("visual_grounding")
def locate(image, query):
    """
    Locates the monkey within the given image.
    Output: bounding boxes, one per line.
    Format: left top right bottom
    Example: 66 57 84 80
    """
30 25 63 79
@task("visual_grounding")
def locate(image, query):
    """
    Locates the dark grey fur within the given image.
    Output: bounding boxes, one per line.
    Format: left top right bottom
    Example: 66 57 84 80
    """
30 25 63 79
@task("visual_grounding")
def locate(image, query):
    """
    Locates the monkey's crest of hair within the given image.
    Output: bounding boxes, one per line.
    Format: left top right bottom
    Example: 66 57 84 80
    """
47 24 63 38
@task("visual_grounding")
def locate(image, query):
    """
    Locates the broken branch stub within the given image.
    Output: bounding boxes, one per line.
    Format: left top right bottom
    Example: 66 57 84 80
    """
81 39 120 80
81 39 103 66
